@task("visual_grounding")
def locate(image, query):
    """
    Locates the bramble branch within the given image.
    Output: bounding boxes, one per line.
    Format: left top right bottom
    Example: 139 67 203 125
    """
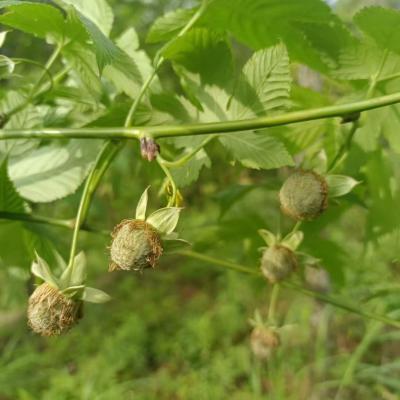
1 91 400 141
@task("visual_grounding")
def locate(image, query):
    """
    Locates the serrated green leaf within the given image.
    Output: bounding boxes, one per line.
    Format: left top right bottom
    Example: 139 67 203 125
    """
0 2 65 42
170 149 211 187
355 7 400 56
62 42 102 98
0 54 14 78
146 207 181 235
73 9 141 82
164 28 233 88
334 40 400 81
136 186 150 220
0 158 26 213
326 175 361 198
219 132 294 170
8 140 101 203
62 0 114 36
230 44 291 119
104 28 157 99
147 8 195 43
201 0 350 70
82 287 111 303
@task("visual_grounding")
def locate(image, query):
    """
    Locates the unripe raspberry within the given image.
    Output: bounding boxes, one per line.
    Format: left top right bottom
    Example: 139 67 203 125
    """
27 283 82 336
250 327 280 360
279 170 328 220
261 245 297 283
109 219 163 272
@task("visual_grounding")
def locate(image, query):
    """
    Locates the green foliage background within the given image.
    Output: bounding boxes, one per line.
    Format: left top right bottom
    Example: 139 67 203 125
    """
1 0 400 399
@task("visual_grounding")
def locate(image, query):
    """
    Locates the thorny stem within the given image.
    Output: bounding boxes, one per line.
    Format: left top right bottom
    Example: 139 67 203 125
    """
2 91 400 141
177 250 400 329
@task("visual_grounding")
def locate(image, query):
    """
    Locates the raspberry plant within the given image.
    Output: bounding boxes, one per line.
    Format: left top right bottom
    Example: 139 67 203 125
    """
1 0 400 398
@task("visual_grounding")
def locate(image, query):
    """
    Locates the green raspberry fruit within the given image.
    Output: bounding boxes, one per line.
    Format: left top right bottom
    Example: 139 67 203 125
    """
261 245 297 283
250 327 280 360
279 170 328 221
109 219 163 272
27 283 82 336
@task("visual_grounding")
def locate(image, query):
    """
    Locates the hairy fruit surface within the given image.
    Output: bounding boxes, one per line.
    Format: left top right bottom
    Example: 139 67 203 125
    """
250 327 280 360
279 170 328 220
27 283 82 336
109 219 163 272
261 245 297 283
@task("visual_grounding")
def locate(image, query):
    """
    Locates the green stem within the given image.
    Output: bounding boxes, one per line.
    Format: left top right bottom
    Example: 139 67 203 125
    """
65 140 121 281
63 1 207 281
0 211 106 234
159 136 215 168
327 121 359 173
2 91 400 141
4 45 64 121
157 156 178 206
267 284 280 324
283 221 302 241
0 211 73 229
176 250 400 329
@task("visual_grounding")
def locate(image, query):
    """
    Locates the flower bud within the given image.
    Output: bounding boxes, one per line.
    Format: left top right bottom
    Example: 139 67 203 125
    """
27 283 82 336
109 219 163 272
279 170 328 220
261 245 297 283
250 327 280 360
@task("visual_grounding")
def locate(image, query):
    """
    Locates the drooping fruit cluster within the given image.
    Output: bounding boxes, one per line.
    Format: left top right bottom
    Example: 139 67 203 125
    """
250 326 280 360
260 245 298 283
109 219 163 272
279 170 328 221
27 283 82 336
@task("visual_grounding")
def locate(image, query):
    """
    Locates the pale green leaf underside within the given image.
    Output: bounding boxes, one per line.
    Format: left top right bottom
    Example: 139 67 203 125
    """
9 140 101 203
219 132 294 170
147 8 195 43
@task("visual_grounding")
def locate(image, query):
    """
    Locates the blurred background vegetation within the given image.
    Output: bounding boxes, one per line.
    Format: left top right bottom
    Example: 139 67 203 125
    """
1 0 400 399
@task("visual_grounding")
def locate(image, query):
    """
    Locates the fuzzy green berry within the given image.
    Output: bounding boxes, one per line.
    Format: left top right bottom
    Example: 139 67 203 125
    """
109 219 163 272
250 327 280 360
261 245 297 283
27 283 82 336
279 170 328 221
